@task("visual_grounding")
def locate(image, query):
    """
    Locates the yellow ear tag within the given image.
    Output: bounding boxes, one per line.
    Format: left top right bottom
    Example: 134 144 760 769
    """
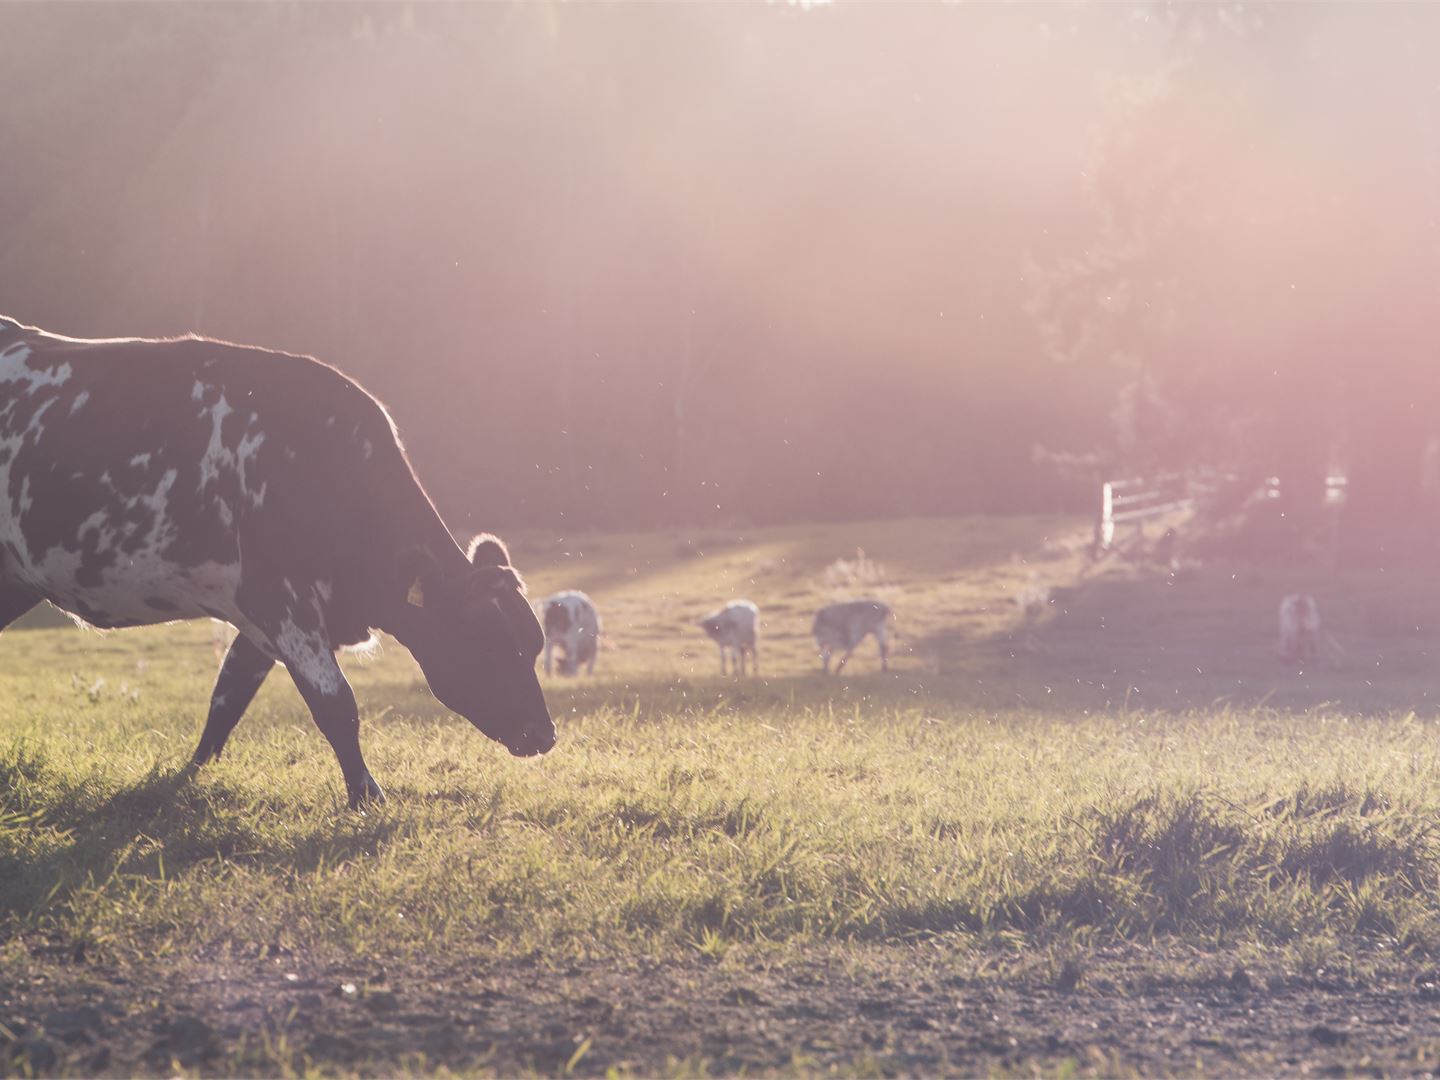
406 578 426 608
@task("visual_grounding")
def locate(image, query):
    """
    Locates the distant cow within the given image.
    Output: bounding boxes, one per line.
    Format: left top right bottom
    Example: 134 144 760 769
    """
1277 593 1321 663
541 590 601 676
813 599 893 674
0 316 555 808
696 600 759 676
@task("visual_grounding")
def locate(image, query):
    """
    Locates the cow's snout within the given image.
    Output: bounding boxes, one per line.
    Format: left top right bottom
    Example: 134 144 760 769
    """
508 724 557 757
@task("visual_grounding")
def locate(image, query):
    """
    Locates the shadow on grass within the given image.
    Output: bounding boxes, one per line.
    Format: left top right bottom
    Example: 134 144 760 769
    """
0 749 408 922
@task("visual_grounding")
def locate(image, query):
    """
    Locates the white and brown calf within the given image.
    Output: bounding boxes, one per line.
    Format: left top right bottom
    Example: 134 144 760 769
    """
541 590 601 676
0 316 555 808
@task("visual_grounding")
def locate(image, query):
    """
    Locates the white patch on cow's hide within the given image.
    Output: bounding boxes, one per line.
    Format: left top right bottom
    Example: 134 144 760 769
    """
23 399 54 440
0 342 32 365
33 542 255 636
77 510 115 555
0 347 71 395
192 380 207 401
123 468 181 552
198 394 234 488
0 344 69 400
129 452 151 469
275 615 342 695
70 390 89 414
197 393 267 505
0 437 31 567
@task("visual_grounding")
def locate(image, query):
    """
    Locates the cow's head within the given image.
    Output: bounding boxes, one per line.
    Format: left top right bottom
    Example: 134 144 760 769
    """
695 615 724 641
543 599 573 637
397 535 555 757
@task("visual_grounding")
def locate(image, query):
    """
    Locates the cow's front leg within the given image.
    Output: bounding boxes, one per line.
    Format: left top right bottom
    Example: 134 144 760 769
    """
275 626 384 809
193 634 275 764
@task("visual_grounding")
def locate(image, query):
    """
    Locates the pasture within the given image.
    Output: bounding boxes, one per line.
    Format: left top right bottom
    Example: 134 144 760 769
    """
4 514 1440 1076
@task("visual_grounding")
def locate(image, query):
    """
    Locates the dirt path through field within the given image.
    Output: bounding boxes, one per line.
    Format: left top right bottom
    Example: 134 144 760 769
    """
4 941 1438 1076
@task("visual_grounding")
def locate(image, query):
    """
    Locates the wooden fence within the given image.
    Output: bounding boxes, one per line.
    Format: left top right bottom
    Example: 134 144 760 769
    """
1093 474 1192 553
1093 472 1349 555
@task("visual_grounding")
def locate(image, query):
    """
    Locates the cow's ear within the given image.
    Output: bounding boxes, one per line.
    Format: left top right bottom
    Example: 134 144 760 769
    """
467 563 526 598
397 546 444 608
467 533 510 567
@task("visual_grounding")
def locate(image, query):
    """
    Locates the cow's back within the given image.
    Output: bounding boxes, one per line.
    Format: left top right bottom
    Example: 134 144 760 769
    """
813 599 889 648
0 327 414 632
720 601 758 646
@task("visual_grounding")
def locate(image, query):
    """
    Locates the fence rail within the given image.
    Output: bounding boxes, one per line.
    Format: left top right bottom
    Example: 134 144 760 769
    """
1095 474 1192 552
1094 472 1349 555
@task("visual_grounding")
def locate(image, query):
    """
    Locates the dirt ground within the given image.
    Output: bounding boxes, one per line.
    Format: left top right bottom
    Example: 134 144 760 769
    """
4 941 1439 1077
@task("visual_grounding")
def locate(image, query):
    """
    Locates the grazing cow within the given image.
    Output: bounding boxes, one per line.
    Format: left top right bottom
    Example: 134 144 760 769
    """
813 599 893 674
696 599 759 676
0 316 554 808
540 590 601 676
1277 593 1321 664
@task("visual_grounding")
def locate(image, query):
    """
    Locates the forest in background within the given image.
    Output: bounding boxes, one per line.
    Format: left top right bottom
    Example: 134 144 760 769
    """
2 2 1438 548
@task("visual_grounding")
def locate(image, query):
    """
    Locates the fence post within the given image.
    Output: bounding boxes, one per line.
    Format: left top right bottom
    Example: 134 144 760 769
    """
1094 480 1115 554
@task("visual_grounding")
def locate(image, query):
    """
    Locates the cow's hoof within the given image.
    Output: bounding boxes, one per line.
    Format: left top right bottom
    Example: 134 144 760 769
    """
190 744 219 768
347 774 387 810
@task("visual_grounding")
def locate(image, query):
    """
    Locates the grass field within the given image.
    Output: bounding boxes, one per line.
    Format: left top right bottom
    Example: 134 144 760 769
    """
4 514 1440 1076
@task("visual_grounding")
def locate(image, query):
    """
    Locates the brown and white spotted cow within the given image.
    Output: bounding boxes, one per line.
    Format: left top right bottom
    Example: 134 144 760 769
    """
0 316 554 808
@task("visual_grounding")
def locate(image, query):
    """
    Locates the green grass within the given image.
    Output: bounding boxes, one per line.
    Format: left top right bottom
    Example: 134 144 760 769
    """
3 514 1440 1074
6 693 1439 968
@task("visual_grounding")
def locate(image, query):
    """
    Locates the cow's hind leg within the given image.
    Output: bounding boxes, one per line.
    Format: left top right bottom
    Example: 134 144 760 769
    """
193 634 275 764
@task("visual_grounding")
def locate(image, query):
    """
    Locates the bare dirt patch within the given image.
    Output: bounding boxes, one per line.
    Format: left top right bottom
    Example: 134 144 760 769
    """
5 941 1440 1076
